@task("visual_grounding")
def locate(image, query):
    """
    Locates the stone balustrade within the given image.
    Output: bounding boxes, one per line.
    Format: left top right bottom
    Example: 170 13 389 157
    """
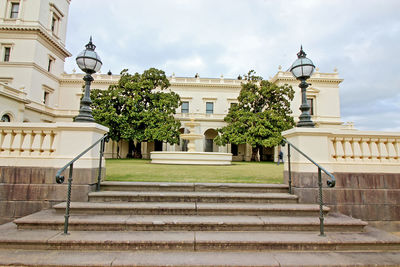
0 122 108 168
330 135 400 163
283 128 400 173
0 127 57 157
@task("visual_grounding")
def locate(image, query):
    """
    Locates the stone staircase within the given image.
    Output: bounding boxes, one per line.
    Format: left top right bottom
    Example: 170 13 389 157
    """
0 181 399 266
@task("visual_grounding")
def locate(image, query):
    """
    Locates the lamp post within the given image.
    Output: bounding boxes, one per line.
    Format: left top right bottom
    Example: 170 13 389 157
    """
290 46 315 127
75 37 102 122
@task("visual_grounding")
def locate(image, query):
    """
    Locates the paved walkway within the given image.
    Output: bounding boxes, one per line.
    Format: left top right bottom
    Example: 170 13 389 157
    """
0 250 399 266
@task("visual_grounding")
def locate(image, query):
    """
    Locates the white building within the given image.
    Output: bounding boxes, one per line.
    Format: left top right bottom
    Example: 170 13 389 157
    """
0 0 347 161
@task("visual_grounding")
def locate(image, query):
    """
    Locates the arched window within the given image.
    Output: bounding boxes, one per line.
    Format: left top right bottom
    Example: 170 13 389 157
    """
1 114 11 122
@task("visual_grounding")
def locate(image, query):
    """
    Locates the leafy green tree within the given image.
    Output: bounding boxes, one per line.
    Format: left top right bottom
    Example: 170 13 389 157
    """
215 70 295 161
91 68 181 158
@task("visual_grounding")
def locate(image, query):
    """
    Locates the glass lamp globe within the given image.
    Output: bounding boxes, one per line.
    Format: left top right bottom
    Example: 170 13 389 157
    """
290 46 315 80
76 37 102 74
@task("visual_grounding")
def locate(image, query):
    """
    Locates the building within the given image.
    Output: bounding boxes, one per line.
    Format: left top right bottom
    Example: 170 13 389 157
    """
0 0 347 161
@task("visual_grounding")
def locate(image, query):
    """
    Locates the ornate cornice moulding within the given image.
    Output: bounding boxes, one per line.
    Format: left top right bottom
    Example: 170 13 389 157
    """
0 25 71 58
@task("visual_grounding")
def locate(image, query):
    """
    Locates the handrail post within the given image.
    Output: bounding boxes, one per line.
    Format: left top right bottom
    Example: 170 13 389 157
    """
318 167 325 236
287 144 292 194
63 163 73 235
96 138 105 192
282 138 333 237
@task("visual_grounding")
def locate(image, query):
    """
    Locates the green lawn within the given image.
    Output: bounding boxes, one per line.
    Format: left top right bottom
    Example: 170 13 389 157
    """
105 159 284 184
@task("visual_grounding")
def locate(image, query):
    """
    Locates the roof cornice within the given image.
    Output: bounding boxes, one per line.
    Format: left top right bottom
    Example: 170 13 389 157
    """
0 25 72 58
60 74 243 88
270 71 343 84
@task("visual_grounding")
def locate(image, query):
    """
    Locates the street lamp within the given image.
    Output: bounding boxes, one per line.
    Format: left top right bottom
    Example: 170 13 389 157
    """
290 46 315 127
75 37 102 122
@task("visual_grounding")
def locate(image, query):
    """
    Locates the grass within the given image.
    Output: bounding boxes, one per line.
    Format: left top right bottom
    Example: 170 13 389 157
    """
105 159 284 184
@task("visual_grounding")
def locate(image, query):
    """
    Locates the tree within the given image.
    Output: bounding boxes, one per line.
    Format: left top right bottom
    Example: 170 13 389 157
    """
90 68 181 158
215 70 295 161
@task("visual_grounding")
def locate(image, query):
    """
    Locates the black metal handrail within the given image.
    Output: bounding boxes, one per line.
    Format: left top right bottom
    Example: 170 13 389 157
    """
55 134 109 234
282 138 335 236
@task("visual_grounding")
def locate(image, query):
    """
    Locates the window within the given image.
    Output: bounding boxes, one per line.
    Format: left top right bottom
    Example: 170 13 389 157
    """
43 91 50 105
49 3 64 36
181 101 189 113
307 98 314 115
3 47 10 62
10 2 19 18
1 114 11 122
206 102 214 114
48 58 54 72
51 14 60 34
51 17 56 32
42 85 54 106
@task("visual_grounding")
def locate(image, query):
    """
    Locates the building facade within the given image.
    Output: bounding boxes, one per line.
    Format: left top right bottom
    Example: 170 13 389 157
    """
0 0 347 161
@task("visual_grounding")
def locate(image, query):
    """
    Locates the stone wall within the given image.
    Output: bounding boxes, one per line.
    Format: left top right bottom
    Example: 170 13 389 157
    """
0 167 104 224
284 171 400 231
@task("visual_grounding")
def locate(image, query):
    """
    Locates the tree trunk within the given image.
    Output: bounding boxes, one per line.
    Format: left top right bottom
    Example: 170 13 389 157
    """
134 142 142 158
258 145 263 161
127 139 134 158
116 143 121 159
251 147 260 162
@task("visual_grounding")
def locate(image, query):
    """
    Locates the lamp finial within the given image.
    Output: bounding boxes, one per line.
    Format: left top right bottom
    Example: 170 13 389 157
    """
85 36 96 51
297 45 307 58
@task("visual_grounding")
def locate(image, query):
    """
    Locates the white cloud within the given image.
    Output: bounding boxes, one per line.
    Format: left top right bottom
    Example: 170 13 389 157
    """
65 0 400 131
164 55 206 75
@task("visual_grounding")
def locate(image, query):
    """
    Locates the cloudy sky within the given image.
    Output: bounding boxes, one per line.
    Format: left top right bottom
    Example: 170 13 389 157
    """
64 0 400 132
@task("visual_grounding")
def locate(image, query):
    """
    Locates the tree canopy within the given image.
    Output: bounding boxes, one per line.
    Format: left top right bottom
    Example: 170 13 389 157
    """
214 70 295 161
90 68 181 157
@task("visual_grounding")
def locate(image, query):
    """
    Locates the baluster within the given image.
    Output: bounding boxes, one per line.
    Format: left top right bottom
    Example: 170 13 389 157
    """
352 138 362 162
378 139 388 162
335 137 344 161
30 131 42 156
41 131 52 156
10 130 23 156
343 138 353 161
360 138 371 161
379 139 389 161
329 138 336 161
50 132 57 154
20 130 32 156
1 130 13 155
394 139 400 162
0 130 5 154
386 139 396 162
370 139 379 162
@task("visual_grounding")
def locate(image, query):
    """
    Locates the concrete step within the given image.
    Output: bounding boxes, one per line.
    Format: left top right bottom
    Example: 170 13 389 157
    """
100 181 289 193
53 202 330 216
15 210 366 232
1 222 398 252
1 250 400 266
88 191 298 204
